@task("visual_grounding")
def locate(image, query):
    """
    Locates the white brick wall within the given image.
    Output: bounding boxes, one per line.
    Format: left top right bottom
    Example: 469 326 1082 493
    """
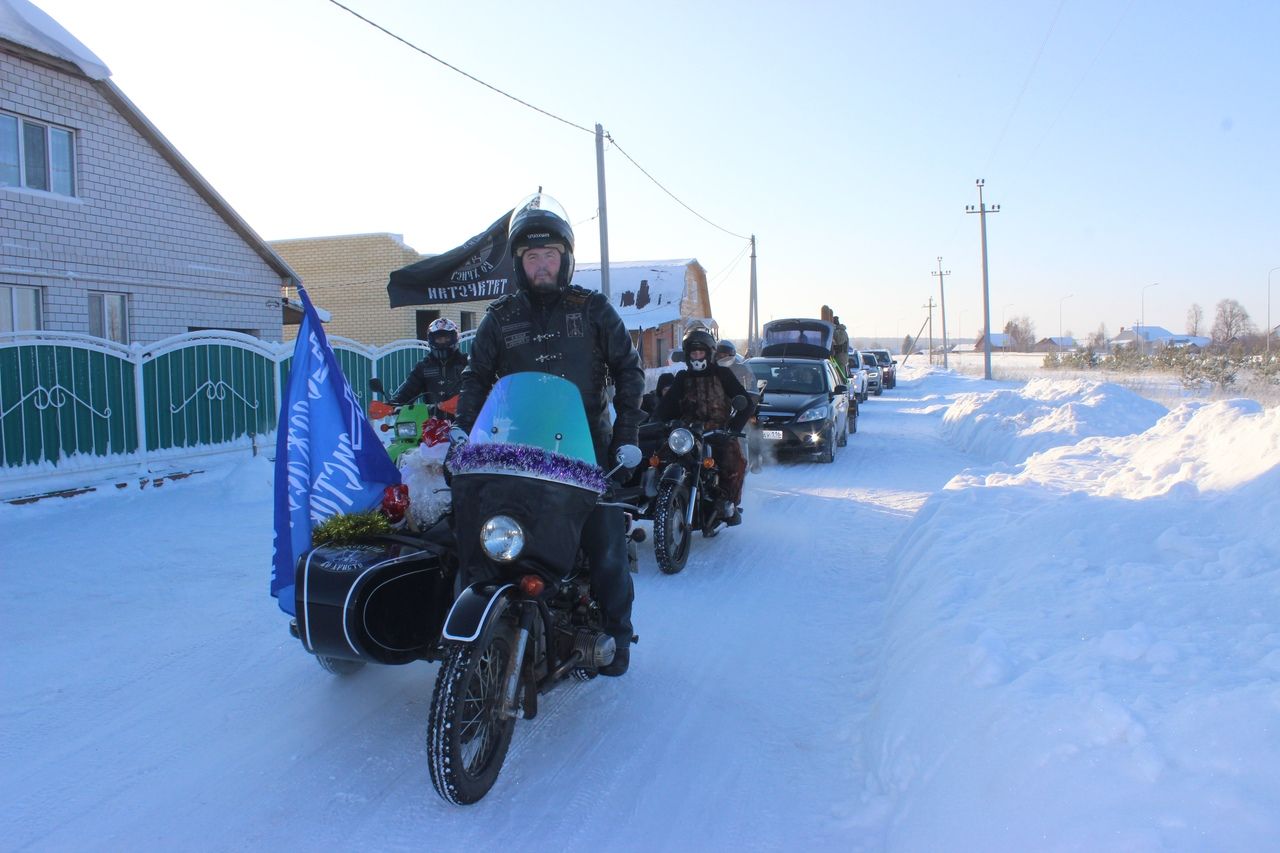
1 49 284 342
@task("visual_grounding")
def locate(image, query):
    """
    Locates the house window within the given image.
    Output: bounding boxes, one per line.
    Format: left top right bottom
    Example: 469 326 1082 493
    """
415 309 440 340
1 112 76 196
1 285 43 332
459 311 475 332
89 292 129 343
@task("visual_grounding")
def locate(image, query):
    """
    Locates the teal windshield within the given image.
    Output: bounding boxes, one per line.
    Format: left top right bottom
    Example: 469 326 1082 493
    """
467 372 597 464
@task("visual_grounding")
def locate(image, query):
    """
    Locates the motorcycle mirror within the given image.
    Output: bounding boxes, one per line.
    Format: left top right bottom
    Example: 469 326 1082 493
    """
369 377 386 395
614 444 643 470
731 395 749 412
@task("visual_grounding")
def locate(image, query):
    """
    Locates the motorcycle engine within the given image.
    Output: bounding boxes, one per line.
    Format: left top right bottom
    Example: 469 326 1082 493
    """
574 629 616 669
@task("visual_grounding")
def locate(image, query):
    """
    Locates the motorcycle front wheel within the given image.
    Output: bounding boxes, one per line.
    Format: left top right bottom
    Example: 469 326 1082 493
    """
427 631 517 804
653 481 692 574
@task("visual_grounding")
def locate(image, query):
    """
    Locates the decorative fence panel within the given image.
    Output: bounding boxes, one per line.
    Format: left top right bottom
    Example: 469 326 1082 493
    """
141 334 279 452
0 331 452 499
0 334 137 471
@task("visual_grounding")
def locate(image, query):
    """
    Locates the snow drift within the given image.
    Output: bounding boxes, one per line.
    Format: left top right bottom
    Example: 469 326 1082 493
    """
863 381 1280 850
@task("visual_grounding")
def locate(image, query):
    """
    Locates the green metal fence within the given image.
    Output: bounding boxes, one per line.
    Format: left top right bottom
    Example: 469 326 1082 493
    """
0 331 443 498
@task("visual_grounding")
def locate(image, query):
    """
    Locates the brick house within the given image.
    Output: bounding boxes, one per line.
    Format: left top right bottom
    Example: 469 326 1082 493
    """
1 2 297 344
270 233 493 345
574 259 713 368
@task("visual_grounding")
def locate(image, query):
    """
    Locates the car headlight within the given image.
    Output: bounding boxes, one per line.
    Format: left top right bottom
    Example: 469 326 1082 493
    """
480 515 525 562
394 422 418 438
797 405 829 423
667 428 695 455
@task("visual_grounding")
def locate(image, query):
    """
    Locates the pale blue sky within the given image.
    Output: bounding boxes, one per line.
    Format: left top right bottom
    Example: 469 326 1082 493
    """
34 0 1280 342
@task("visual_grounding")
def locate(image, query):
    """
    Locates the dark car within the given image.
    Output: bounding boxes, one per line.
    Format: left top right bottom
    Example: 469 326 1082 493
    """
868 348 897 389
746 356 850 463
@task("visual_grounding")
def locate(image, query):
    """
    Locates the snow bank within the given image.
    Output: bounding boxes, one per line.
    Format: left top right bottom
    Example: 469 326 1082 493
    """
864 395 1280 850
940 378 1168 466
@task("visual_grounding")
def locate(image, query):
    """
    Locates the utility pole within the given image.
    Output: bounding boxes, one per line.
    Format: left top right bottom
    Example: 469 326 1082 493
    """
932 257 951 369
965 179 1000 380
748 235 759 355
595 124 610 299
922 297 937 365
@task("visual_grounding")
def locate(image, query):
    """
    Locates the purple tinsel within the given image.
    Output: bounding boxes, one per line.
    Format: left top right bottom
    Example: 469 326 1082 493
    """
451 442 607 494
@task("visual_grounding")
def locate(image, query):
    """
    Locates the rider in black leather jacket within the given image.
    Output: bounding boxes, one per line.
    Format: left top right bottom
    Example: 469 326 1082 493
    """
453 193 644 676
388 317 468 408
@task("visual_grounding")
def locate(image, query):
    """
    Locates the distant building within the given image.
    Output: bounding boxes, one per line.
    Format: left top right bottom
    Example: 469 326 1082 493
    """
2 1 295 343
973 332 1011 352
1034 336 1077 352
572 259 713 368
270 233 491 345
1111 326 1210 350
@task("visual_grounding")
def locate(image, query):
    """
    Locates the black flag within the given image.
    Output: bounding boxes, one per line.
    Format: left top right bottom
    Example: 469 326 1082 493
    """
387 210 516 307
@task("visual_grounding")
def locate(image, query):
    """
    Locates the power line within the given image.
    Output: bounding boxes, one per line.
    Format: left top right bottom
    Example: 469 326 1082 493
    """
325 0 750 247
605 134 750 241
709 241 753 294
324 0 594 136
982 0 1066 174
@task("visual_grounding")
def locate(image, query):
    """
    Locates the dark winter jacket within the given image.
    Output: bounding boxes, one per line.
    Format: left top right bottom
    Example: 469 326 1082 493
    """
655 365 756 433
388 349 468 406
456 285 645 464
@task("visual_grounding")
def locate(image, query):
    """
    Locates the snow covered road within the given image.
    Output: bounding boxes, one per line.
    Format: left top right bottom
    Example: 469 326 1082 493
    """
5 367 1279 851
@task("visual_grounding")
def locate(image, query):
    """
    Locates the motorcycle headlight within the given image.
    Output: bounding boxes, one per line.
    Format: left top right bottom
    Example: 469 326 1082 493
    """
480 515 525 562
394 422 418 438
797 405 829 423
667 428 695 455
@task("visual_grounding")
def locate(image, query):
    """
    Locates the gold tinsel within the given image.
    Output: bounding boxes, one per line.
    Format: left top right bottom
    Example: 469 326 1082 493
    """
311 510 391 546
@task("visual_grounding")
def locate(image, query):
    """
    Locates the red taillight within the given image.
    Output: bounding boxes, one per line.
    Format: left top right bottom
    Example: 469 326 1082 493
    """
381 483 410 522
379 423 391 432
519 575 545 597
649 453 661 467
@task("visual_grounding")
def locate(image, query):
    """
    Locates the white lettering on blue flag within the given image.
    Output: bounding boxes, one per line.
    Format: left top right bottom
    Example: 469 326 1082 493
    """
271 290 400 615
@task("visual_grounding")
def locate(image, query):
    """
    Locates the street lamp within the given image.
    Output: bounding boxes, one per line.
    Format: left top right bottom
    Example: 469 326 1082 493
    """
1141 282 1160 354
1269 267 1280 357
1059 293 1074 345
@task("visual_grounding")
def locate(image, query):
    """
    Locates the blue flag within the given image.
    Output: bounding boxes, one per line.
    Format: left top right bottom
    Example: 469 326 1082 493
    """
271 287 400 614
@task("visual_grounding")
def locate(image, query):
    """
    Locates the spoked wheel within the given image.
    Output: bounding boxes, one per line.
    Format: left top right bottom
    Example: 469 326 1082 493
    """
316 655 364 676
653 481 692 574
427 631 517 804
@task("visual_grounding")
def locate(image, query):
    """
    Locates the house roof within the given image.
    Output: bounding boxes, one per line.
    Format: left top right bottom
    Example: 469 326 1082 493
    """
976 333 1010 347
1113 325 1173 342
574 259 705 331
0 0 109 79
1 0 298 288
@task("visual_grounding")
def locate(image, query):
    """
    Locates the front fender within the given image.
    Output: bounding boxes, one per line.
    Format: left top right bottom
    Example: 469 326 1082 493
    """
660 462 687 487
442 582 515 643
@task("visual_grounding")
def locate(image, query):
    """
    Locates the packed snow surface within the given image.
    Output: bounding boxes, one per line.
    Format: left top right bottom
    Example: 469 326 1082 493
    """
3 366 1278 851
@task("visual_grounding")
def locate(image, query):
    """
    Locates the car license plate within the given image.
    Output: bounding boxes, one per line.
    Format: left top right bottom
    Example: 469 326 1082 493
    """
762 429 784 440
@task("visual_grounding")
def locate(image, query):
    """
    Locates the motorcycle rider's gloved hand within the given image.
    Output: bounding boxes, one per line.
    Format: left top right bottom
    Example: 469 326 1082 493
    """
448 426 469 448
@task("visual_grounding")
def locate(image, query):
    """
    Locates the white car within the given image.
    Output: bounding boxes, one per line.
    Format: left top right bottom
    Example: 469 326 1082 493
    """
846 349 870 403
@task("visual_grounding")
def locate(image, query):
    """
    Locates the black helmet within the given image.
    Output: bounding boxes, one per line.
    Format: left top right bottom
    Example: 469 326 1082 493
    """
682 328 717 372
509 192 575 293
426 317 459 359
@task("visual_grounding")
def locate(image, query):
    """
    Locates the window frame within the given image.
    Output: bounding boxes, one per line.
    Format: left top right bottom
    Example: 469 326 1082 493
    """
1 284 44 333
88 290 130 344
0 110 77 196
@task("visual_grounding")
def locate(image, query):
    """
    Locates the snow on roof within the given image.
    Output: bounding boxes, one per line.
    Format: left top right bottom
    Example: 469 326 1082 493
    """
574 259 700 331
0 0 110 79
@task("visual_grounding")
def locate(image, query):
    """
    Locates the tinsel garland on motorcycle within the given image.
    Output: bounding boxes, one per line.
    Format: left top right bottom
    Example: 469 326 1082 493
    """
450 442 608 493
